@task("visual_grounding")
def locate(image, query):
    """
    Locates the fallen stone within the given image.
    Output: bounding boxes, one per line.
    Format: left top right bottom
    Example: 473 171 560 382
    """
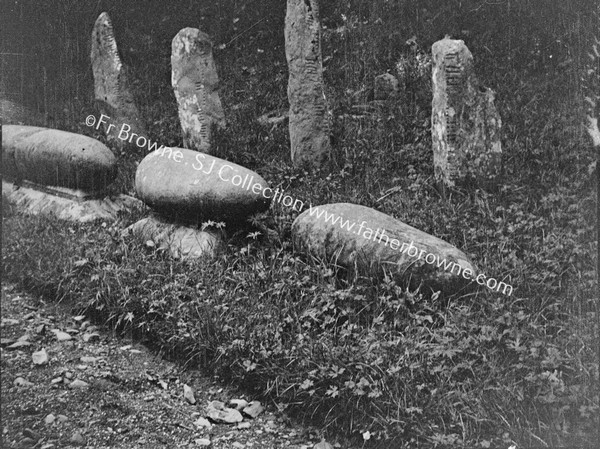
135 147 271 225
69 379 89 389
431 38 502 188
13 377 34 387
237 422 251 429
32 348 49 365
2 125 116 192
57 415 69 424
374 73 399 100
127 215 222 260
2 180 142 223
35 324 45 334
80 356 100 364
206 400 244 424
292 203 478 295
242 401 264 419
51 377 63 385
172 28 225 153
285 0 331 167
195 438 211 447
183 384 196 404
91 12 147 150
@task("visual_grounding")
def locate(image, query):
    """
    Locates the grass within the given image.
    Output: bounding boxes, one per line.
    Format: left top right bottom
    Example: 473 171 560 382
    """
2 0 599 447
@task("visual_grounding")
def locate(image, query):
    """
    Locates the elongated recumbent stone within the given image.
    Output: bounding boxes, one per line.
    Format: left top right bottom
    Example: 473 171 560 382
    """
431 38 502 188
172 28 226 153
292 203 478 295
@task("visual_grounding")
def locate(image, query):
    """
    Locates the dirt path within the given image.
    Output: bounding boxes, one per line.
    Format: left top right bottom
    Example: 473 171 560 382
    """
1 284 340 449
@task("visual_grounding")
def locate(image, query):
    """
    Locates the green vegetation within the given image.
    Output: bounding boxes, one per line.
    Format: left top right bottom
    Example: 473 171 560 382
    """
2 0 598 447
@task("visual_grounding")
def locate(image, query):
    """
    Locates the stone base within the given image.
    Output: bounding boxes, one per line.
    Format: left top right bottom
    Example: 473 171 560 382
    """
126 215 223 260
2 180 142 223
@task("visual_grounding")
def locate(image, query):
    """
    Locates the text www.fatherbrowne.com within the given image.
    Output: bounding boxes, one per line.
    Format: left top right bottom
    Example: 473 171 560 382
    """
306 205 514 296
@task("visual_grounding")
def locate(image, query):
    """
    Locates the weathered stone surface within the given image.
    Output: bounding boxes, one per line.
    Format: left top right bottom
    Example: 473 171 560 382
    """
171 28 225 153
431 38 502 188
374 73 399 100
2 180 141 223
2 125 117 192
126 215 222 260
206 400 244 424
285 0 331 167
292 203 478 294
135 147 270 224
91 12 147 149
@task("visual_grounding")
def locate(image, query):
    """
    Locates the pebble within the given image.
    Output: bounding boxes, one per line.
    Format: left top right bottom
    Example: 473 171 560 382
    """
194 417 212 429
51 377 63 384
69 379 89 389
183 384 196 404
237 422 251 429
80 356 100 363
206 401 244 424
70 431 85 445
57 415 69 423
52 330 72 341
242 401 264 419
44 413 56 425
229 399 249 410
32 348 49 365
7 340 31 350
13 377 34 387
195 438 211 446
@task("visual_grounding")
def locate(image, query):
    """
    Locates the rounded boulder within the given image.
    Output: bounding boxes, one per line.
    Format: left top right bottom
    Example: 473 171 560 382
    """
135 147 271 224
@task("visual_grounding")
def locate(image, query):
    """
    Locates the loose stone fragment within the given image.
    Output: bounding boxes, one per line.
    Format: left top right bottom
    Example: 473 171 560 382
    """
13 377 34 387
431 38 502 188
172 28 225 153
91 12 146 149
292 203 478 295
69 379 89 389
52 330 72 341
44 414 56 425
228 399 249 411
285 0 331 167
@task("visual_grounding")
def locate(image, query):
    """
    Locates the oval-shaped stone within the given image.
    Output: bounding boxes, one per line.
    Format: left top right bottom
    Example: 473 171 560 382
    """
135 147 271 224
2 125 117 191
292 203 478 294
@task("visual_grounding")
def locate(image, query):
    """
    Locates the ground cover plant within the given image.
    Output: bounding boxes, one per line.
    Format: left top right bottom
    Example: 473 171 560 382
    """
2 0 598 447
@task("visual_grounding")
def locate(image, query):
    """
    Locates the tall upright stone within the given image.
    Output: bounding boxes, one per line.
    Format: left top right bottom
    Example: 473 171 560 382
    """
285 0 331 167
171 28 226 154
431 38 502 188
91 12 146 149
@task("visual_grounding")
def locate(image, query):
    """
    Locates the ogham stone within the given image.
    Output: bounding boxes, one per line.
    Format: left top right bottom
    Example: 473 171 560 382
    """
91 12 146 149
285 0 332 167
431 38 502 188
171 28 226 153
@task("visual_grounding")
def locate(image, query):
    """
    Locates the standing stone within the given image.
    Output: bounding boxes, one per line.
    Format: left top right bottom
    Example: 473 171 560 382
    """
285 0 331 167
431 38 502 188
171 28 226 153
91 12 146 149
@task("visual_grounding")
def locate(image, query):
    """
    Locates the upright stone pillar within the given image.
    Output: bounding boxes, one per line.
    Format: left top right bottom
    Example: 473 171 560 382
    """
285 0 331 167
91 12 146 149
171 28 226 154
431 38 502 188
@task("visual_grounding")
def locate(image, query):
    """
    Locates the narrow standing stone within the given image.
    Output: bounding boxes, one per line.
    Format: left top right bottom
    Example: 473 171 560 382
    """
431 38 502 188
91 12 146 149
171 28 226 153
285 0 331 167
